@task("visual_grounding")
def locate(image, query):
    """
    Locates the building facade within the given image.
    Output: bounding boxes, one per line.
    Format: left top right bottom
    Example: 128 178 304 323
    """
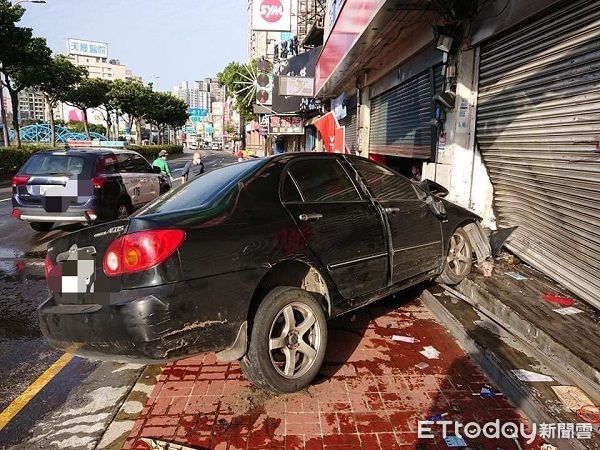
313 0 600 310
17 88 47 123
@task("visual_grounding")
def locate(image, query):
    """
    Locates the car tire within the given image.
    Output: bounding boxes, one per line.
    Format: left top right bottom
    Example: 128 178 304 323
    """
29 222 54 232
436 226 473 285
240 286 328 393
114 200 132 220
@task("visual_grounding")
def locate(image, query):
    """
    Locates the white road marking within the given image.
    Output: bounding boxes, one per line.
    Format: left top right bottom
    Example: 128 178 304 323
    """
0 198 11 203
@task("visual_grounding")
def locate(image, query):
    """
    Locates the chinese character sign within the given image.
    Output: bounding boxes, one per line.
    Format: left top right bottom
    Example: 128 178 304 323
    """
269 116 303 135
67 39 109 58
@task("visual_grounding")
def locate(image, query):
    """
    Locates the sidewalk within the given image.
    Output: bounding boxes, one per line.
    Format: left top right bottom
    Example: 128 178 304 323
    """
108 291 545 450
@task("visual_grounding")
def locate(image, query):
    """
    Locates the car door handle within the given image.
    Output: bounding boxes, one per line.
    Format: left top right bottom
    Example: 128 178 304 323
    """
299 213 323 222
384 207 401 214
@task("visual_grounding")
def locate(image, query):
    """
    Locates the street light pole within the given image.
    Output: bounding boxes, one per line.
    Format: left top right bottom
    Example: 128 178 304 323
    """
13 0 47 5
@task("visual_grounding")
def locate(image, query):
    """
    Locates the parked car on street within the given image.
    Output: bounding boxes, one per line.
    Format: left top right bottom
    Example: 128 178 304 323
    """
12 148 167 232
40 153 490 393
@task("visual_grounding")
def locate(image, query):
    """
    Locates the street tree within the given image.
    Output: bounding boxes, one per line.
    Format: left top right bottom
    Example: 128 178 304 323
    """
110 79 154 144
63 77 110 140
0 0 52 147
146 92 188 144
37 55 87 147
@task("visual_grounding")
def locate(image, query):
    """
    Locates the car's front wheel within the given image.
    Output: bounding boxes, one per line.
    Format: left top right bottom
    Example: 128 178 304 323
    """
436 226 473 285
240 287 327 393
30 222 54 232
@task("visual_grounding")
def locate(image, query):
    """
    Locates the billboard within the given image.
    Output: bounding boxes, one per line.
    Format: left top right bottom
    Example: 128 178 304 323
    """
279 76 314 97
252 0 291 32
67 39 108 58
269 116 303 135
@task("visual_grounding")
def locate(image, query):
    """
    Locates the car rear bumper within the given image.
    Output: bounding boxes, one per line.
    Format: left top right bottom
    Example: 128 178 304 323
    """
38 286 245 363
14 206 97 223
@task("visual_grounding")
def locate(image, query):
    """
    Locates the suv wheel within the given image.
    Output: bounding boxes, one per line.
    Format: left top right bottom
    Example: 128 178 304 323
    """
30 222 54 232
115 200 131 220
436 226 473 285
240 287 327 393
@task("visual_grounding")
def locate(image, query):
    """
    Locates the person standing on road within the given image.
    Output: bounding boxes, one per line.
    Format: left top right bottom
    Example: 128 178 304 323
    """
152 150 172 179
182 152 205 182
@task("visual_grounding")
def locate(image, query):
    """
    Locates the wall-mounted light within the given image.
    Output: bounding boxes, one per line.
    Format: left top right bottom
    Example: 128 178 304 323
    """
433 24 461 54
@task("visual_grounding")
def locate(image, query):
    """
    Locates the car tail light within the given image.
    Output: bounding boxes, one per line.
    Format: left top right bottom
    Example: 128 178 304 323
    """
44 253 54 280
12 175 30 187
91 175 106 189
12 208 21 219
103 229 186 276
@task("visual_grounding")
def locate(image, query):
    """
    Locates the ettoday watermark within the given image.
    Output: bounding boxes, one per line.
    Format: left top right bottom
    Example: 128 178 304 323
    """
418 420 594 443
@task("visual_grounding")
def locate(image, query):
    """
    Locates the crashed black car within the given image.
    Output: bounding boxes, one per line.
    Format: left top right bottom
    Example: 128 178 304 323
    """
40 153 490 393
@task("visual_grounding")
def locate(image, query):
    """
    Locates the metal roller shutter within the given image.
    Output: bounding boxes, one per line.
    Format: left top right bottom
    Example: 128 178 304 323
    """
477 0 600 309
340 107 357 154
369 66 442 159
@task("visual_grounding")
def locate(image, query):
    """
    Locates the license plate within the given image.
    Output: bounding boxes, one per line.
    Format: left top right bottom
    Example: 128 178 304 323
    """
55 245 96 294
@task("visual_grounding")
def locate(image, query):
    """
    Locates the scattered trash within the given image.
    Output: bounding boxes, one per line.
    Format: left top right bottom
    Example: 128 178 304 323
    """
540 445 558 450
392 335 418 343
472 384 503 398
433 292 443 297
419 346 441 359
141 438 198 450
427 412 449 421
505 271 527 281
415 362 429 370
542 293 575 307
551 386 594 411
553 306 583 316
511 369 554 382
577 404 600 424
440 284 477 307
451 405 462 414
480 260 494 276
444 436 467 447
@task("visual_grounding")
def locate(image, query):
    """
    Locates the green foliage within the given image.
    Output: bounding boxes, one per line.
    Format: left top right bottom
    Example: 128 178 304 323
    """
63 77 110 111
66 121 106 135
38 55 87 108
125 144 183 160
217 61 257 121
110 79 154 122
146 91 189 129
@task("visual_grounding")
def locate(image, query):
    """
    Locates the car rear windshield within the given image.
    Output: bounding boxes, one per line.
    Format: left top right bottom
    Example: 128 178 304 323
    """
138 159 266 216
21 153 90 177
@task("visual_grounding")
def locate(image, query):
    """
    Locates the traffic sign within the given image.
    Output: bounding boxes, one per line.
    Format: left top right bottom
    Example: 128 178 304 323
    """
188 108 208 117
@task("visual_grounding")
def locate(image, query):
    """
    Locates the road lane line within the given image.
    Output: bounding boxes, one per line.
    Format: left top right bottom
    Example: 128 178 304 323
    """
0 198 11 202
0 353 73 430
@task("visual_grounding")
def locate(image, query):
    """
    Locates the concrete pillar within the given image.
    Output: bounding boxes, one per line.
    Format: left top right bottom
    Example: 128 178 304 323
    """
357 81 371 157
422 47 496 228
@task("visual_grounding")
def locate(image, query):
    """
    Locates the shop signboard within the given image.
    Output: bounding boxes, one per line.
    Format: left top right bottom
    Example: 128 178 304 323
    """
269 116 303 135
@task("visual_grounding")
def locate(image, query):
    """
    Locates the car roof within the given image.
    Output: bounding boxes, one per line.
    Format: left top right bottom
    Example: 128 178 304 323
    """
32 148 137 157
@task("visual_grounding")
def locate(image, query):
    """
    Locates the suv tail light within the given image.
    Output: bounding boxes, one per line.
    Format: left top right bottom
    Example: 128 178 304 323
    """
103 229 186 276
91 175 106 189
12 175 30 187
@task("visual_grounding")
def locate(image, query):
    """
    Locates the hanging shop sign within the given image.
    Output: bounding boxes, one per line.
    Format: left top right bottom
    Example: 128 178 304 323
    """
278 76 314 97
269 116 304 135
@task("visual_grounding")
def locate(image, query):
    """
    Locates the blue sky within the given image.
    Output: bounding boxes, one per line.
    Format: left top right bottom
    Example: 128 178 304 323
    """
19 0 248 91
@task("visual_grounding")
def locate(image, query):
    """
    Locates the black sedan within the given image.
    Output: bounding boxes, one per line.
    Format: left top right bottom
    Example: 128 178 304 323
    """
40 153 491 393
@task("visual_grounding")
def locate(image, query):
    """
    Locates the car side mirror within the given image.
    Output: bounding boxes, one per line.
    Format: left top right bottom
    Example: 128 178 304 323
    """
153 165 162 174
418 179 449 198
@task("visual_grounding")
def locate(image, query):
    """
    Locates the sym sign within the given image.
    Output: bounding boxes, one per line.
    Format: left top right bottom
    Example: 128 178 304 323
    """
252 0 291 32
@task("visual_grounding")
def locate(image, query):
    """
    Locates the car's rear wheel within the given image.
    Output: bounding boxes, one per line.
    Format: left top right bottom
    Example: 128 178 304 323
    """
436 226 473 285
114 200 131 220
240 287 327 393
29 222 54 232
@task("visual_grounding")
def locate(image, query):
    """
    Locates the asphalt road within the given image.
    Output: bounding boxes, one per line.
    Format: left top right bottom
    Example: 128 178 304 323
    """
0 149 238 448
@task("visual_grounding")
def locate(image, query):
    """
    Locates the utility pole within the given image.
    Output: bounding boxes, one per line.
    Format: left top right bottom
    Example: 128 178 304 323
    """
0 82 9 146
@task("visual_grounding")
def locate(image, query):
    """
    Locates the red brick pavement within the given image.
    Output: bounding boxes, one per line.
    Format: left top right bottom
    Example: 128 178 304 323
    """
124 294 543 449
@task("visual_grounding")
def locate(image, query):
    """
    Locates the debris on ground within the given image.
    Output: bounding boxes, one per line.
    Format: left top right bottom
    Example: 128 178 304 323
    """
540 445 558 450
542 293 575 307
473 384 503 398
511 369 554 382
478 260 494 276
444 435 467 447
415 361 429 369
427 412 449 421
141 438 197 450
419 345 441 359
553 306 583 316
392 335 417 343
551 386 594 412
505 271 527 281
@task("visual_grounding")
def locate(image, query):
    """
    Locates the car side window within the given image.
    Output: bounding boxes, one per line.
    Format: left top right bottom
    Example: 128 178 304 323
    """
288 159 361 202
350 157 418 201
130 154 152 173
281 175 302 202
116 154 134 173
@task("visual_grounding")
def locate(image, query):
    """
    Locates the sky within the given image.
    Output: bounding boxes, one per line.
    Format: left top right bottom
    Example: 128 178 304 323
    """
18 0 248 92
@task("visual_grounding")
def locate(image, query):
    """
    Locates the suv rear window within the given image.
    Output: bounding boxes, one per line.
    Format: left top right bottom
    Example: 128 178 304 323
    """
21 153 90 177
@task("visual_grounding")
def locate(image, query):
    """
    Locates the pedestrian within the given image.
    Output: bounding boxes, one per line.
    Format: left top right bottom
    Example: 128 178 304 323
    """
235 149 244 162
182 152 205 182
152 150 172 179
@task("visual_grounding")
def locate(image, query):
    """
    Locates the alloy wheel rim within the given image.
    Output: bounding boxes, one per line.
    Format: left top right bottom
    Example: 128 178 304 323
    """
268 302 321 379
447 233 471 276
